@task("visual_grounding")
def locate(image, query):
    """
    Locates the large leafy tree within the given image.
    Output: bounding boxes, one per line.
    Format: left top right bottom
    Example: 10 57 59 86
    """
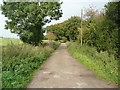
47 16 81 41
1 2 62 46
105 2 119 25
63 16 81 41
46 23 64 40
97 2 119 56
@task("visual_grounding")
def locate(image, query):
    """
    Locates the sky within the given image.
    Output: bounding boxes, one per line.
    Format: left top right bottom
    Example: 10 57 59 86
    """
0 0 109 38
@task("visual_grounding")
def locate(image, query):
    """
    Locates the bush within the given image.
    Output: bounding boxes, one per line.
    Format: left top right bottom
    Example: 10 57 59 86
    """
2 42 60 88
61 37 67 43
67 42 119 85
46 41 60 50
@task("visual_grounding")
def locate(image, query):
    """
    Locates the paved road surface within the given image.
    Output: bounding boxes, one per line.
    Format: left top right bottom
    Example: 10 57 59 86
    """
28 43 116 88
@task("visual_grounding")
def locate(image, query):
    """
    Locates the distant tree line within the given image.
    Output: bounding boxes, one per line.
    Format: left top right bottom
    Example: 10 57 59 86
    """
46 16 81 41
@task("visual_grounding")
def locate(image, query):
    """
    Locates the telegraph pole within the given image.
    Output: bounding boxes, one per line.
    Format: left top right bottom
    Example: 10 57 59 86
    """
80 9 83 46
38 1 40 6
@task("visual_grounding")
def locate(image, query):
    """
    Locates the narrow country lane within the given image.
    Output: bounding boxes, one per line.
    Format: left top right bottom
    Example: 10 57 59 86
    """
28 43 116 88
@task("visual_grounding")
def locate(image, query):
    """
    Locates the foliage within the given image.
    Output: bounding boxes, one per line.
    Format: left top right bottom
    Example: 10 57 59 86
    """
105 2 119 25
45 32 57 41
61 37 67 43
1 2 62 46
79 2 119 58
84 5 99 19
67 42 119 85
46 2 119 58
46 16 81 41
2 42 60 88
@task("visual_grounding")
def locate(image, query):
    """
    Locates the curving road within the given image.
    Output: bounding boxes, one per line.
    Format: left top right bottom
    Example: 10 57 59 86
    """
28 43 117 88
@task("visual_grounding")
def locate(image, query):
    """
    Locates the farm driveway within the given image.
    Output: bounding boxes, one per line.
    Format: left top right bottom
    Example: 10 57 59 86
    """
28 43 116 88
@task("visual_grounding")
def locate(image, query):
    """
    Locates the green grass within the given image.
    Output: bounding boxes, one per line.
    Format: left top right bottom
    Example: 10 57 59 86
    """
67 42 119 86
0 38 23 46
2 42 60 88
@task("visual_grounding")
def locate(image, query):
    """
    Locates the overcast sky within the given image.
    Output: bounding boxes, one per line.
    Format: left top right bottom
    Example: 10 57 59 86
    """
0 0 109 38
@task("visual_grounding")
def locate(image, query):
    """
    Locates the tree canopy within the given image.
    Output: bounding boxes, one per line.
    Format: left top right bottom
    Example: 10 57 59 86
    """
1 2 63 46
46 2 119 58
46 16 81 41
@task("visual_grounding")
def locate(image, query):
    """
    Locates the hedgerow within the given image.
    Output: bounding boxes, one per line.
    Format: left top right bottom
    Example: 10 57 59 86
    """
2 42 60 88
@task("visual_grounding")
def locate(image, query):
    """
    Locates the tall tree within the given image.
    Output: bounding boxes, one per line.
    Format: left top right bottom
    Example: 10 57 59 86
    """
105 2 119 25
1 2 62 46
82 2 119 57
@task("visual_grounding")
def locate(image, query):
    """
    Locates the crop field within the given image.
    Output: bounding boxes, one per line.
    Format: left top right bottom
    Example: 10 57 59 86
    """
0 38 23 46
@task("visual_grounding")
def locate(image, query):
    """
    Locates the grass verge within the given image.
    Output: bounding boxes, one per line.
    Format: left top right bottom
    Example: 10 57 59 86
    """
67 42 119 86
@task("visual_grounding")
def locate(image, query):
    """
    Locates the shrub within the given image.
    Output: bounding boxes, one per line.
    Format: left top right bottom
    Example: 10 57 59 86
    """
61 37 67 43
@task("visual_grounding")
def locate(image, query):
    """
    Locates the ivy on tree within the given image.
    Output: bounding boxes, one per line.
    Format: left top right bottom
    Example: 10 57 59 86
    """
1 2 63 46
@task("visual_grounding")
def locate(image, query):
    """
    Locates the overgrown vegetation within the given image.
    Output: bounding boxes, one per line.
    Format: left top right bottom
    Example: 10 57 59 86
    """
81 2 119 59
67 42 119 85
2 42 60 88
46 2 119 58
46 16 81 41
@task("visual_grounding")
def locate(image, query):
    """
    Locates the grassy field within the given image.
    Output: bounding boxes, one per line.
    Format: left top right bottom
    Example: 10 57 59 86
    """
0 38 23 46
67 42 119 85
0 38 53 46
